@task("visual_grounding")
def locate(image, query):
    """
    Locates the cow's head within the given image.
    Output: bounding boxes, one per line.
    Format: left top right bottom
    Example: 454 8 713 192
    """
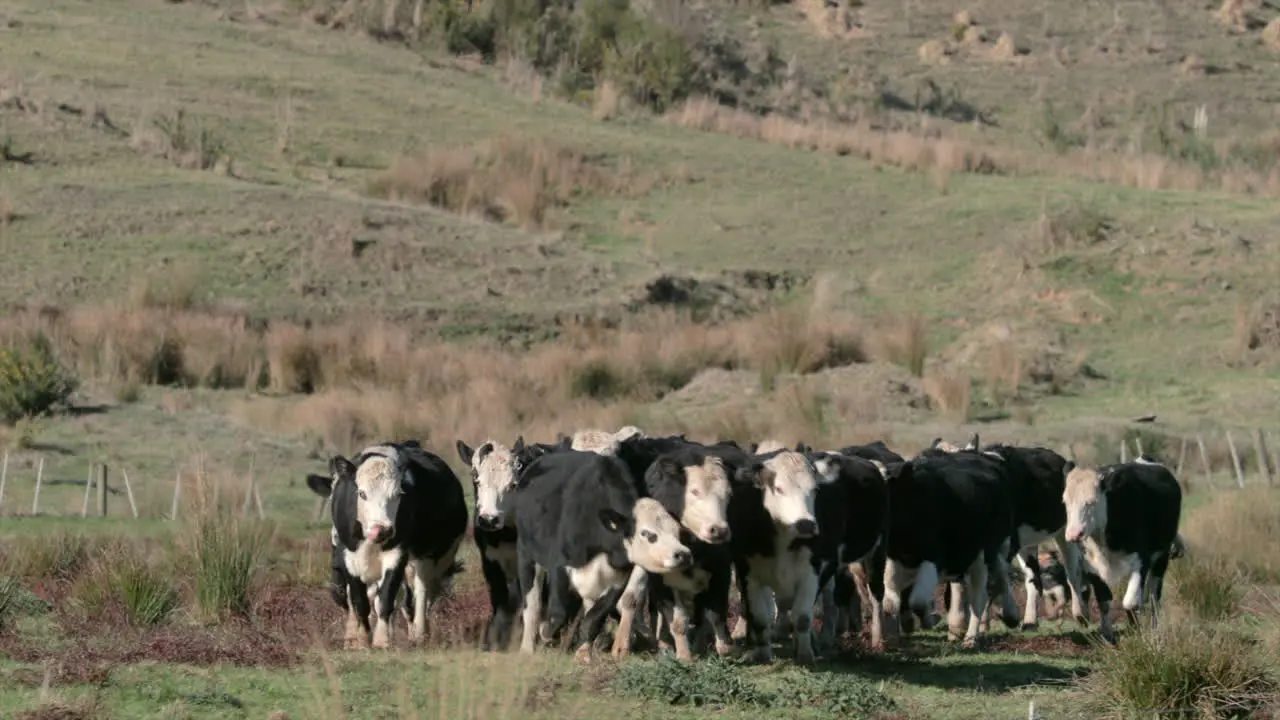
331 448 412 545
600 497 693 573
1061 461 1106 542
652 453 732 545
736 450 828 539
753 439 787 456
456 438 524 531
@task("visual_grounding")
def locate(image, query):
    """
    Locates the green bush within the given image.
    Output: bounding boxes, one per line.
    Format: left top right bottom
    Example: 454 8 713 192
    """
187 514 275 619
1170 552 1243 622
113 558 181 627
0 333 79 424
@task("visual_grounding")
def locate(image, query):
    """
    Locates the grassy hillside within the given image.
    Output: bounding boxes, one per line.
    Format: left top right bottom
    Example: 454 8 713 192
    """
1 0 1280 717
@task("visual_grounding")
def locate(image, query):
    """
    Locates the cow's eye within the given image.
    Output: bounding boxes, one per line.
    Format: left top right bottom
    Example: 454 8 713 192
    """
358 490 368 500
641 530 657 543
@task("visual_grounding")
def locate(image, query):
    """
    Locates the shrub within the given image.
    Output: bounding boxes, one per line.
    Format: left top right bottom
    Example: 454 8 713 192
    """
186 513 275 619
0 576 19 630
4 531 91 582
0 333 79 424
1170 551 1243 622
112 556 181 627
1077 618 1276 719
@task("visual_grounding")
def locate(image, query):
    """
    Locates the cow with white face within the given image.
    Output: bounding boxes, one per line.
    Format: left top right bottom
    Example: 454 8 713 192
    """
456 437 558 651
511 449 693 662
728 448 832 665
570 426 646 456
1061 457 1182 643
310 441 468 649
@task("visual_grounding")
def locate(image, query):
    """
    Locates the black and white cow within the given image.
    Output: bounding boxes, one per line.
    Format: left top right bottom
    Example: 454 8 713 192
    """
881 449 1021 648
1062 456 1183 643
926 434 1094 631
627 441 741 661
729 448 837 665
511 449 693 661
838 441 906 467
309 441 469 649
455 437 563 652
805 450 891 651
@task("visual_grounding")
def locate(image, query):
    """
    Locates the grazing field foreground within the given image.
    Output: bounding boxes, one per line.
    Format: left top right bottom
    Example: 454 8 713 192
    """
1 0 1280 717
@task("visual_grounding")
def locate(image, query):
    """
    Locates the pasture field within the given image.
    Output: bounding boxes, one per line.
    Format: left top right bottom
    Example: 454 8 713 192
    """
1 0 1280 716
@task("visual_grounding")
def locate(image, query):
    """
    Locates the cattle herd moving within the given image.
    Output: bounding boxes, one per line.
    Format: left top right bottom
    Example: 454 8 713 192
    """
303 427 1188 666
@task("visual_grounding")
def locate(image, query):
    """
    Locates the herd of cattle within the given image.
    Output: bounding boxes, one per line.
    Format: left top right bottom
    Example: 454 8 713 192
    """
303 426 1186 665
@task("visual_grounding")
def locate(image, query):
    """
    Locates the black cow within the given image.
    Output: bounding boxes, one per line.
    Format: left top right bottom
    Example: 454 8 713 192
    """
455 436 563 652
838 441 906 467
804 450 891 651
511 449 693 662
306 441 468 649
881 450 1021 648
1062 456 1183 643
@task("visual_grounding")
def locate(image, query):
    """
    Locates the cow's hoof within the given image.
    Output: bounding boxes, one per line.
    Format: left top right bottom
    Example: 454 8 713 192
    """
917 612 939 631
1100 630 1117 646
1020 622 1039 632
715 642 733 657
1074 614 1091 628
344 635 370 650
1002 614 1021 630
961 636 979 650
573 644 593 665
795 649 816 666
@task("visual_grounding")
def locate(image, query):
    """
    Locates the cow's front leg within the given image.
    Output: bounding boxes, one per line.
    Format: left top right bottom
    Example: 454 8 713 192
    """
1055 534 1089 626
962 556 989 649
575 586 623 664
817 577 838 651
790 567 820 666
518 562 545 654
946 579 967 642
670 589 697 661
372 551 407 649
744 577 775 663
611 565 649 658
346 575 373 649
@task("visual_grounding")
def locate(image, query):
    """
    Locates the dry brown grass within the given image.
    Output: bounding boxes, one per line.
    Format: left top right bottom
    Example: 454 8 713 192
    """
0 193 13 225
1264 18 1280 52
923 369 971 422
663 98 1280 198
367 134 662 231
877 313 928 377
592 81 622 122
1182 487 1280 583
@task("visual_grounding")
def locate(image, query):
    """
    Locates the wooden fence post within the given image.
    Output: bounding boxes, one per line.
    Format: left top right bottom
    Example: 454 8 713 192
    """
170 470 182 521
121 468 139 519
1175 437 1189 493
97 464 109 517
0 451 8 513
1196 434 1212 487
1252 428 1271 485
1270 431 1279 488
31 456 44 515
1225 430 1246 489
81 463 95 517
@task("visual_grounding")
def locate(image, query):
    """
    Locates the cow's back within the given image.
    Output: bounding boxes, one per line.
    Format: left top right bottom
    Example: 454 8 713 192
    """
396 446 469 559
988 445 1068 533
1102 462 1182 554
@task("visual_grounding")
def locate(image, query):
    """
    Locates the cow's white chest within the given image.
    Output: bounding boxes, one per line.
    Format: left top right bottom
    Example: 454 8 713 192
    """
567 553 628 603
664 566 711 595
345 541 400 585
483 543 519 578
1081 538 1137 587
748 541 813 601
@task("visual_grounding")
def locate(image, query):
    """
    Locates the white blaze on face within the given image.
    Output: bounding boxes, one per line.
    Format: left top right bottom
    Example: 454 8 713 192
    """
471 441 520 528
758 451 825 536
1062 466 1106 543
355 454 403 542
680 456 732 544
625 498 692 574
615 425 644 442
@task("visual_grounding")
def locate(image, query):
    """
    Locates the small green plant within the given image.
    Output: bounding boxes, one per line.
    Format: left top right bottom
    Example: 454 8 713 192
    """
111 557 180 627
7 532 90 582
0 576 19 630
151 109 226 171
187 513 275 619
0 333 79 425
1171 552 1243 622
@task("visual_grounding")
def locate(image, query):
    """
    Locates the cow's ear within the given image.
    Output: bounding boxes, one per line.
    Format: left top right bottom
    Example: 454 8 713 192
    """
476 442 494 465
456 440 475 467
306 473 333 498
656 456 682 478
965 433 980 451
513 436 525 454
599 508 631 535
749 443 759 454
1062 461 1076 478
930 437 944 450
735 463 770 489
330 455 357 482
556 434 571 450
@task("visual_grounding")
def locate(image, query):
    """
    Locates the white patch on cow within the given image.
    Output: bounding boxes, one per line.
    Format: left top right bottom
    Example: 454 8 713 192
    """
758 451 824 535
572 429 621 456
1063 466 1107 542
520 564 547 653
470 440 521 529
568 553 630 613
1081 539 1141 604
483 543 519 579
744 542 819 665
680 456 732 544
616 425 645 442
624 498 692 574
353 449 407 543
810 455 842 485
755 439 788 455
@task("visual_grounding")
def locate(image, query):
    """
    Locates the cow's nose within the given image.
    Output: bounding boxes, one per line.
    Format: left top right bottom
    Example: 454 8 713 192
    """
673 549 693 568
368 525 393 542
793 519 818 538
476 513 502 530
707 524 731 543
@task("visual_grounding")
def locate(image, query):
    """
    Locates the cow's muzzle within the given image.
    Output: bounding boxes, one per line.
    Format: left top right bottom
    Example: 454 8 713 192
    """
704 524 731 544
793 518 818 539
367 524 394 543
476 513 504 531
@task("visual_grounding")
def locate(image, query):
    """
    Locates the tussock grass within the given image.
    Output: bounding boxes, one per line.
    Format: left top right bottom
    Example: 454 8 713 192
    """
185 512 276 620
1182 487 1280 583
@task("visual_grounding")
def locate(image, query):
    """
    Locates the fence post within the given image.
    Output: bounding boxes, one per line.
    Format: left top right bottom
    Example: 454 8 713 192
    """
1119 439 1128 463
1270 431 1279 488
170 470 182 521
98 464 109 517
0 451 8 513
121 468 139 519
1252 428 1271 485
1196 434 1212 487
31 456 44 515
1175 437 1189 494
1134 436 1144 458
1225 430 1246 489
81 463 95 517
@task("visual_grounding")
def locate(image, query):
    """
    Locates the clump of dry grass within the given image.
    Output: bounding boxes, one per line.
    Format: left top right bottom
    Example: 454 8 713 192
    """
593 81 622 121
877 313 927 377
923 369 971 422
1181 487 1280 583
1264 18 1280 52
368 135 661 230
129 108 229 172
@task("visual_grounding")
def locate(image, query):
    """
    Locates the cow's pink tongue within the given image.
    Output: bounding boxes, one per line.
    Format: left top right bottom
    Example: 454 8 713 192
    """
368 526 383 541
